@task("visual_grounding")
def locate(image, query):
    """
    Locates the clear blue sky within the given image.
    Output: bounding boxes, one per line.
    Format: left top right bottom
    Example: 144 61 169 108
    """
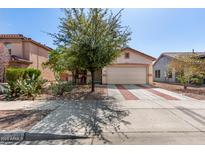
1 8 205 58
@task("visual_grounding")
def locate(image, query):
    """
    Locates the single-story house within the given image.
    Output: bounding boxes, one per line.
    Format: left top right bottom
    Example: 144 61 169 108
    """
153 51 205 83
0 34 55 82
66 47 156 84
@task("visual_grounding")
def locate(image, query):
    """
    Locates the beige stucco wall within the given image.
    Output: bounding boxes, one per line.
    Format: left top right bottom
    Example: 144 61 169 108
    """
28 42 55 81
0 38 24 58
23 42 30 60
114 49 152 64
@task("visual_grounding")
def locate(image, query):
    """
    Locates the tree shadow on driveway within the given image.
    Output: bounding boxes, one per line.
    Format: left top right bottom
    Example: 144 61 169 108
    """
26 98 130 144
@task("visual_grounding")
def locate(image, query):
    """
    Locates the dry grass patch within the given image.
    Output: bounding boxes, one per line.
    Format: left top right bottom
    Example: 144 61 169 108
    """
63 84 108 100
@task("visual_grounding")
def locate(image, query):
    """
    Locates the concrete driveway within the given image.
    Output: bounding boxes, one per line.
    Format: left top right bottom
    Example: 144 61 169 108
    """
107 84 197 101
18 85 205 144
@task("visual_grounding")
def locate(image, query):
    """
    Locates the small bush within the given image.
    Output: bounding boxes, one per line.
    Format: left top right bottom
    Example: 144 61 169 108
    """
176 74 187 85
6 68 41 82
0 84 7 94
5 82 21 99
190 76 204 86
6 68 25 82
5 75 46 100
50 81 73 96
16 75 46 100
23 68 41 80
5 68 44 100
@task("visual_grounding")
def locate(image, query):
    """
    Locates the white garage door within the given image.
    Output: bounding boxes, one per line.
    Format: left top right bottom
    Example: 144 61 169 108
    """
107 66 147 84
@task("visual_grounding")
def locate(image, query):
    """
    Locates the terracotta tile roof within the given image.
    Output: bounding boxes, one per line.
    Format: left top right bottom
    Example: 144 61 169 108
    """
0 34 52 51
0 34 25 38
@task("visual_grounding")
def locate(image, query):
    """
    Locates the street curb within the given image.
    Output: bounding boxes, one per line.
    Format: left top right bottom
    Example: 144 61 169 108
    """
0 131 89 142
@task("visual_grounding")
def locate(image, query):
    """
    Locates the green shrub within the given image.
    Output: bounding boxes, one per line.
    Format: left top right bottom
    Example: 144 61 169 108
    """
5 74 46 100
176 74 187 85
50 81 73 96
23 68 41 80
176 73 190 90
5 82 21 99
6 68 25 82
6 68 41 82
190 76 203 86
5 68 43 100
16 75 46 100
5 68 24 98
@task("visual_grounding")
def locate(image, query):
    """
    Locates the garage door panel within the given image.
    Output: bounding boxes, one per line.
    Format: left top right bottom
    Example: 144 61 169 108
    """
107 66 147 84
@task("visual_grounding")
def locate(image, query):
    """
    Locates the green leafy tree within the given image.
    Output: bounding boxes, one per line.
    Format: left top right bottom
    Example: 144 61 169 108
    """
169 54 205 90
42 48 65 80
52 8 131 92
62 47 83 84
43 47 81 83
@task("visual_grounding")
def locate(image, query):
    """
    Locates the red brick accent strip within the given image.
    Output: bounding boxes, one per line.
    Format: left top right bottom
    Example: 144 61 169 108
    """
116 85 139 100
137 85 179 100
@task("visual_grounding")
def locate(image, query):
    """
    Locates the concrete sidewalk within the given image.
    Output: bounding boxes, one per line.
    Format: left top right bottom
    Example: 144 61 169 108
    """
17 99 205 145
0 100 62 110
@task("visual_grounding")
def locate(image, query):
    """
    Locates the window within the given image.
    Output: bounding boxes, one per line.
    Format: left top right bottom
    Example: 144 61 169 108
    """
168 70 172 78
157 70 161 78
4 43 12 55
4 43 12 49
155 70 158 78
125 52 130 59
155 70 161 78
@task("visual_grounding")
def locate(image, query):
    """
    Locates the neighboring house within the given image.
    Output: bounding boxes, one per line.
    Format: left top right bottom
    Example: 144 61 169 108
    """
153 51 205 83
66 47 156 84
0 34 55 82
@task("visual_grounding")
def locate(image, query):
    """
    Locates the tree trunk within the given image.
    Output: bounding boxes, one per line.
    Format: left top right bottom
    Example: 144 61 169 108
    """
184 84 187 90
91 70 95 92
71 72 74 84
72 71 76 84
